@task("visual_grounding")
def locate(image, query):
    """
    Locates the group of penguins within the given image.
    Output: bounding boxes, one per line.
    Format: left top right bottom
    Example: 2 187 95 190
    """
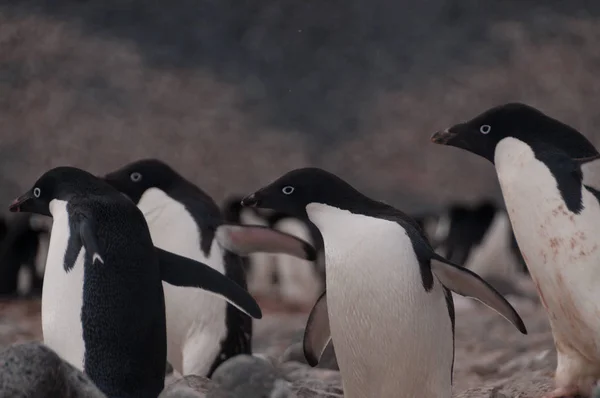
3 102 600 398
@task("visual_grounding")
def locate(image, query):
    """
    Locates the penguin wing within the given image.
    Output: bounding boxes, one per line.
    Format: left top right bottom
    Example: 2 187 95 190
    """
156 248 262 319
79 219 105 265
215 224 317 261
429 252 527 334
303 290 331 367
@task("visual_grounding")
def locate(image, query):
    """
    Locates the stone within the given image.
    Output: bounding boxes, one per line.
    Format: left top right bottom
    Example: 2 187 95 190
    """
280 342 338 371
0 341 106 398
159 375 219 398
211 354 282 397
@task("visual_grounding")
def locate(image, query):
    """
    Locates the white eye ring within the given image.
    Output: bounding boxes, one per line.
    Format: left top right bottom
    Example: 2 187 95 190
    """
282 186 294 195
480 124 491 134
33 187 41 198
130 172 142 182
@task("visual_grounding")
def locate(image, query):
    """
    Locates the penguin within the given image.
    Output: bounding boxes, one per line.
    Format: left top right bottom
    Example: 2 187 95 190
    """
265 212 324 311
0 214 50 297
221 196 280 299
425 201 528 277
8 166 264 398
222 197 324 310
225 167 527 398
431 102 600 398
103 159 318 376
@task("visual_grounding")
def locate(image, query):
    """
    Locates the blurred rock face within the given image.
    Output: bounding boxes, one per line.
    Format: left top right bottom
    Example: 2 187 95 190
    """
1 2 600 214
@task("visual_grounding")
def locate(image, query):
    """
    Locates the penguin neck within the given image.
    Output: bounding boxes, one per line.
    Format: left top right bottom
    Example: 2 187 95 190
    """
48 199 69 219
137 188 174 224
493 137 539 188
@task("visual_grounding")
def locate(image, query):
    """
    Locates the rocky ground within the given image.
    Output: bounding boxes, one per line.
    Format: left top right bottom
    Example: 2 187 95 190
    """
0 277 571 397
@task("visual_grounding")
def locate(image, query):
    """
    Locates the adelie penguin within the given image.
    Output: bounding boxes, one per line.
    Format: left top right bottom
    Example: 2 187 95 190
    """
223 196 324 310
432 102 600 398
103 159 318 376
8 166 265 398
235 167 527 398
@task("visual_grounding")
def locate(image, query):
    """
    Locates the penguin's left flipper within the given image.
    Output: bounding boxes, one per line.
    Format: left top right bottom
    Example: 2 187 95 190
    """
156 248 263 319
303 290 331 367
79 219 105 265
430 252 527 334
215 224 317 261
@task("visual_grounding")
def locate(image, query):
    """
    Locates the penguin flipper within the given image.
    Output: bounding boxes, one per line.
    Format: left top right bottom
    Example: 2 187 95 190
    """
79 219 105 265
430 253 527 335
156 248 262 319
215 224 317 261
303 290 331 367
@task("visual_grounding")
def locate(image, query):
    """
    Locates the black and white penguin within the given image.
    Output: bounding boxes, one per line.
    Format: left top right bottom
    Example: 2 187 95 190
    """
103 160 318 376
9 166 263 398
221 196 280 299
415 201 528 277
0 214 50 297
264 212 324 311
432 102 600 398
230 167 527 398
222 197 324 310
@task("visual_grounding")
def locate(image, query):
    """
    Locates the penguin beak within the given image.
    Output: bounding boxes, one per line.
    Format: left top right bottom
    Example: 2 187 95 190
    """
430 128 457 145
241 193 259 207
9 193 33 213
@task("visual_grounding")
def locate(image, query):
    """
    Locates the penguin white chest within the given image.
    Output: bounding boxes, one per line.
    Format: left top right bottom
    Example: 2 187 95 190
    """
495 138 600 358
43 199 86 370
138 188 227 376
306 203 453 398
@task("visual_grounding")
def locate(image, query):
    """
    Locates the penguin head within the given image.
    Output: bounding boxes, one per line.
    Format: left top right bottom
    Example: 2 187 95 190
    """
103 159 180 204
431 102 599 163
9 167 110 217
241 167 362 217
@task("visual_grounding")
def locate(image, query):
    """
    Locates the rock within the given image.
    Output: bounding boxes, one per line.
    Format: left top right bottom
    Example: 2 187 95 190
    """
159 375 219 398
211 355 282 397
0 341 106 398
280 342 338 371
270 379 296 398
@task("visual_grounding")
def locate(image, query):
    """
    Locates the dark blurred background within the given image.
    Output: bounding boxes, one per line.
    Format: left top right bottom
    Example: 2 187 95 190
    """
1 0 600 213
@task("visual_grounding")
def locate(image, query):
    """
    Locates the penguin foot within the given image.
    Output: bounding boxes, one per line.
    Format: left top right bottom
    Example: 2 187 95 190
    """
541 385 580 398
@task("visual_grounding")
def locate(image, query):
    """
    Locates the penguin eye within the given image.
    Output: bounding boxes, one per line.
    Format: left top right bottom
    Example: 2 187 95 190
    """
282 186 295 195
130 172 142 182
480 124 491 135
33 187 41 198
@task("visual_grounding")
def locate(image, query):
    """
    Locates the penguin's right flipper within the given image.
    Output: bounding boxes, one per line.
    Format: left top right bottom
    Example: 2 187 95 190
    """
156 248 262 319
303 290 331 367
430 253 527 334
215 224 317 261
79 219 105 265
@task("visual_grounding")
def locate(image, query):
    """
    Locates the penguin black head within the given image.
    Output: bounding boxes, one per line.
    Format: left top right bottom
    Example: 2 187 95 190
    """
431 102 599 163
241 167 363 217
103 159 181 203
9 167 111 217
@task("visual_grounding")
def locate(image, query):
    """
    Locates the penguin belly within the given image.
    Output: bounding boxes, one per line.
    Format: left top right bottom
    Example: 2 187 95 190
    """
138 192 227 376
42 200 86 370
307 204 453 398
495 138 600 392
